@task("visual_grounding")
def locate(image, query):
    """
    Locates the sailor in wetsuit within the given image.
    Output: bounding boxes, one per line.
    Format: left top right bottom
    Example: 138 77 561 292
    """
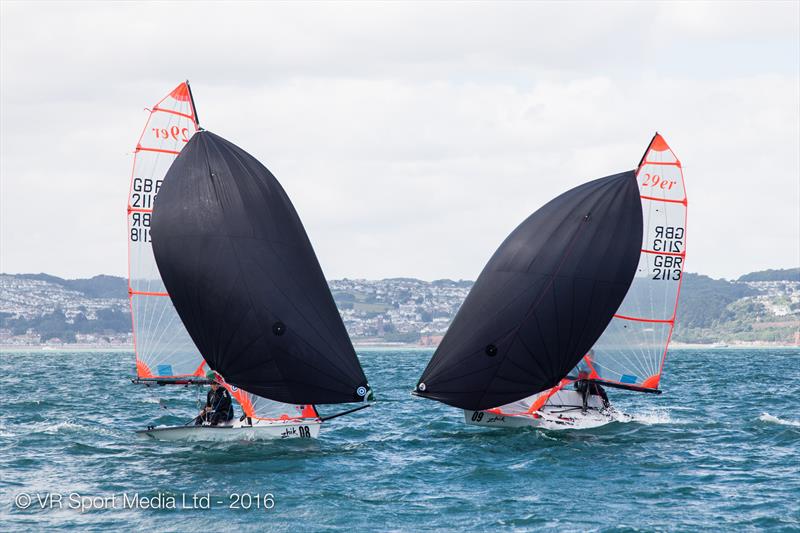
195 372 234 426
574 379 610 408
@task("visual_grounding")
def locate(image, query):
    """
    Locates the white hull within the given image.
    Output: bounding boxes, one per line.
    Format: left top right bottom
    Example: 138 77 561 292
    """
137 418 322 442
464 389 620 430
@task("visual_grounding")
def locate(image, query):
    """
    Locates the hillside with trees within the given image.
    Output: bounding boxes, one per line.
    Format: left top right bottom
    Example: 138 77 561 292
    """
1 269 798 346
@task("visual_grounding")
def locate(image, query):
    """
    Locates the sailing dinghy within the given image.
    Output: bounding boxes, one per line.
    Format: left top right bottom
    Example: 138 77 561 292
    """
128 83 371 441
415 134 686 430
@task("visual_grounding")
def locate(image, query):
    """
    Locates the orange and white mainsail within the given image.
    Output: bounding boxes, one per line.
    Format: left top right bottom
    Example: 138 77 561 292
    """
127 82 204 380
575 133 687 390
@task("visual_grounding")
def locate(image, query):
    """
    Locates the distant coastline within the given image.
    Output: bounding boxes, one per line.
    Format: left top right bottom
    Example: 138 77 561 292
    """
2 268 798 348
2 341 799 352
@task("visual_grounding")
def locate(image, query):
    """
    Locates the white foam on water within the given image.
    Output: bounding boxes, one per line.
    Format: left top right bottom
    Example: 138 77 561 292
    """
626 408 674 425
604 407 674 426
25 420 120 438
0 420 13 438
32 420 85 434
759 412 800 427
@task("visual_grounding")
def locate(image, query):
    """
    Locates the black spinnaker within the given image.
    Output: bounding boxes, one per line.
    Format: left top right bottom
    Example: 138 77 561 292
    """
415 171 643 411
151 131 370 405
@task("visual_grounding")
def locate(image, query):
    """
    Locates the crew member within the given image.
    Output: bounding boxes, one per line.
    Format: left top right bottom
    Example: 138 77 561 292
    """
195 371 234 425
574 378 610 408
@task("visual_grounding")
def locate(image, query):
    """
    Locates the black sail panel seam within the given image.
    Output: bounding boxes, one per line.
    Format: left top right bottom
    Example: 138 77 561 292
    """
236 238 362 388
220 139 363 382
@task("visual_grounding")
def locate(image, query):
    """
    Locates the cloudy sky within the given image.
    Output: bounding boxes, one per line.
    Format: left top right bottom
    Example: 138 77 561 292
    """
1 1 798 282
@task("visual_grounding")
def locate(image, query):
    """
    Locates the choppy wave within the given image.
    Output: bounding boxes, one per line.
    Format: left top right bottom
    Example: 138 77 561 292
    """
759 412 800 427
2 348 800 531
32 420 85 434
625 408 674 425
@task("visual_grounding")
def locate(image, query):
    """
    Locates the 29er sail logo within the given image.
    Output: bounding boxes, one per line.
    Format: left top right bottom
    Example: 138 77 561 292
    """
151 125 191 143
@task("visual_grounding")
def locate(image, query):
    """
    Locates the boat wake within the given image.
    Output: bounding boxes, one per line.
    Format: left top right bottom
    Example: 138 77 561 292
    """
537 408 673 430
622 408 673 425
759 412 800 427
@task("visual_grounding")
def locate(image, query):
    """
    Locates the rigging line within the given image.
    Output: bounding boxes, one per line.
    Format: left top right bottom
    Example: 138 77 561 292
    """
318 404 370 422
143 281 180 363
604 317 655 379
630 325 659 377
141 293 176 355
137 281 161 362
607 264 670 373
595 345 650 382
657 325 676 378
148 310 195 372
601 330 654 379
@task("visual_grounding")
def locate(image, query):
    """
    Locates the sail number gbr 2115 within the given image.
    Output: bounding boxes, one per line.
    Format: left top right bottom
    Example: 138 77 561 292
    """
651 225 683 281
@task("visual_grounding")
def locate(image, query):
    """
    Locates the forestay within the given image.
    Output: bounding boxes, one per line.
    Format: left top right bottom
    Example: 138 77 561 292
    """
573 133 687 390
127 82 204 379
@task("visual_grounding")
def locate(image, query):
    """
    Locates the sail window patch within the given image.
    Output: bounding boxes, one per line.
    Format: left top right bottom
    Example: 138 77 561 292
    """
620 374 638 384
156 364 174 376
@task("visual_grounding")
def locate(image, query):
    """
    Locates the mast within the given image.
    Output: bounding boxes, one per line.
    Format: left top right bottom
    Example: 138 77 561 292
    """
186 79 200 128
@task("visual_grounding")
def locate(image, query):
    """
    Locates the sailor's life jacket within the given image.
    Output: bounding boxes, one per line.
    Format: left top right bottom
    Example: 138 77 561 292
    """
206 387 234 421
574 380 610 406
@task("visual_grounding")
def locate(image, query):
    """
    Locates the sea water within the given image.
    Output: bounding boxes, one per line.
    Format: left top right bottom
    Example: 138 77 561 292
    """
1 348 798 531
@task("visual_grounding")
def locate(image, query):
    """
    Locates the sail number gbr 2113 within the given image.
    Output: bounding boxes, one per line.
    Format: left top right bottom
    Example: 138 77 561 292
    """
651 225 683 281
